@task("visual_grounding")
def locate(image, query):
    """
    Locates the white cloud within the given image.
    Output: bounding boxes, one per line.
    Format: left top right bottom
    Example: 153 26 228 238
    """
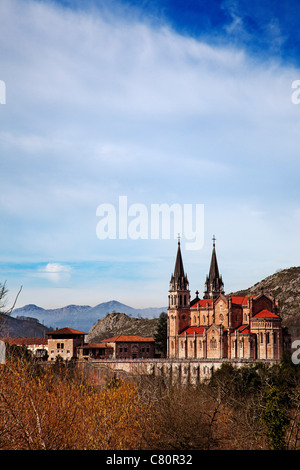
38 263 72 283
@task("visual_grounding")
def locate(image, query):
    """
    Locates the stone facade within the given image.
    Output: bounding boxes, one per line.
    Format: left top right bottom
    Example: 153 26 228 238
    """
47 327 86 361
77 357 278 387
77 335 155 360
168 239 291 361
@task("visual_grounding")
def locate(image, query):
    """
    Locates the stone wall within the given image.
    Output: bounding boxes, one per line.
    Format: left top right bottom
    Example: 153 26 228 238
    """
77 358 278 386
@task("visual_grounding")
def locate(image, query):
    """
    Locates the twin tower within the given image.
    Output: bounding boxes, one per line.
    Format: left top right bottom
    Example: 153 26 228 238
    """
167 238 290 361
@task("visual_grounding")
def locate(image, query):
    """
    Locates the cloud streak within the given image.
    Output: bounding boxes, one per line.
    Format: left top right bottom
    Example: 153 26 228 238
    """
0 0 300 307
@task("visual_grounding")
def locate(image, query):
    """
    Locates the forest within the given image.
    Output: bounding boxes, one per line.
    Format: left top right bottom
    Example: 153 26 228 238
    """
1 344 300 451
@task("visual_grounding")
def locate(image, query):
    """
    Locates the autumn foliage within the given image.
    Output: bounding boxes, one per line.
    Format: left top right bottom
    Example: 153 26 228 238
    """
0 357 153 450
2 352 300 450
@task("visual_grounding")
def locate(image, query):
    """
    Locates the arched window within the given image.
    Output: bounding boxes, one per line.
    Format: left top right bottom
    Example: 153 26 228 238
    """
210 338 217 349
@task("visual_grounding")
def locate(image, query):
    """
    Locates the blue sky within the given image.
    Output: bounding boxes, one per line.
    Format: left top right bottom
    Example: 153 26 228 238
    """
1 0 300 309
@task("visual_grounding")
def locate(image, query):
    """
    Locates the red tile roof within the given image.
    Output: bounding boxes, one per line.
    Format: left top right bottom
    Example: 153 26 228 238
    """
191 299 213 308
47 327 87 336
2 338 47 346
228 296 256 305
179 326 205 335
191 295 257 308
253 309 279 319
237 325 250 334
104 335 155 343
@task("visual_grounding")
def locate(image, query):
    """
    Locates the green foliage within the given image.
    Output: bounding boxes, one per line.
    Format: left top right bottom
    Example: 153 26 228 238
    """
154 312 167 357
261 387 289 450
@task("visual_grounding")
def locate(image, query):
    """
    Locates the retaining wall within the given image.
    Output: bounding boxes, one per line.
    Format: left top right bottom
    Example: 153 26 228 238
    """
77 358 278 386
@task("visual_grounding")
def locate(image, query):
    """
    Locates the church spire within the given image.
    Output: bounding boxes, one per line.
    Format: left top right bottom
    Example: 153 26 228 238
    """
170 238 189 291
203 235 224 299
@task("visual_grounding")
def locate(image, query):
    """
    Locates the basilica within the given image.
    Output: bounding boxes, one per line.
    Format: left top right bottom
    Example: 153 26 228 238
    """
168 238 291 361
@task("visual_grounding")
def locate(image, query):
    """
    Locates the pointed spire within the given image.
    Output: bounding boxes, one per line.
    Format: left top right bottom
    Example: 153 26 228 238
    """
203 235 224 299
170 238 189 291
208 235 220 281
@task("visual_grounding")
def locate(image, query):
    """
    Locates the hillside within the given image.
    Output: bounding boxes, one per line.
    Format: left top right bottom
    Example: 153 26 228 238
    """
232 266 300 340
86 312 160 343
0 313 50 339
88 267 300 343
7 266 300 341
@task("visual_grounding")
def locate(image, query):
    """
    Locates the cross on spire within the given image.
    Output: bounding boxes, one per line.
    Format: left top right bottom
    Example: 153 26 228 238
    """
212 234 216 246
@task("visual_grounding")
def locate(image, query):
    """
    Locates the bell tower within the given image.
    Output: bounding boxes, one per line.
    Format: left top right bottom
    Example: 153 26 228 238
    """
168 238 190 358
203 236 224 300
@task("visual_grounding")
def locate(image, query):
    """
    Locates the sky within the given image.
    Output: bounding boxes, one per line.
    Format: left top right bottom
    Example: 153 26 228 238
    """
1 0 300 310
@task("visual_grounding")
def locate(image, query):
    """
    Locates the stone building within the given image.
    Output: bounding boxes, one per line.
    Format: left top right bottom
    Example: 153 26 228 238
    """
168 238 291 361
77 335 155 360
3 337 48 358
47 327 86 361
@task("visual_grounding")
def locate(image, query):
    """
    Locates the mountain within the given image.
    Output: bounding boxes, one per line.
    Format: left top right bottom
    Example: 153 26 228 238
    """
9 266 300 339
0 313 50 339
12 300 167 332
86 312 160 343
232 266 300 340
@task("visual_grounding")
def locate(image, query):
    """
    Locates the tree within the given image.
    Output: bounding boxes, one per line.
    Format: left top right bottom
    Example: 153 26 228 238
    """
0 357 154 450
0 281 22 334
261 386 289 450
154 312 167 357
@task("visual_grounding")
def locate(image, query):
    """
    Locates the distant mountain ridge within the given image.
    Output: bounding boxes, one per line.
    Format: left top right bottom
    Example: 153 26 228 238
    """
12 300 167 332
8 266 300 340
